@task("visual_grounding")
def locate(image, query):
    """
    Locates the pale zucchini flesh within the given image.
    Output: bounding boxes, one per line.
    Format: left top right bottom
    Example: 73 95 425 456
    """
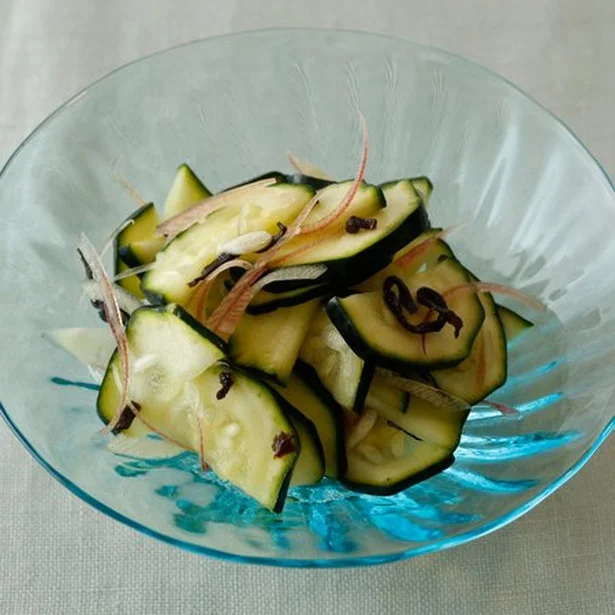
97 304 227 446
163 163 212 220
193 364 298 512
431 288 507 405
326 258 485 372
142 183 315 306
272 361 346 478
300 308 373 411
343 416 453 495
229 299 320 384
270 179 429 288
114 202 162 296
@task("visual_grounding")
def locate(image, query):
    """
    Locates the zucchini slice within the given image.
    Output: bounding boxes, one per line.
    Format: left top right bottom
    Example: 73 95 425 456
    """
114 203 163 296
431 288 507 405
366 379 468 450
357 230 455 293
193 363 298 512
97 304 227 443
229 299 320 384
272 361 346 478
365 374 409 415
119 238 165 269
281 401 325 486
326 258 485 373
409 176 433 205
116 261 145 298
287 173 334 191
257 180 386 293
163 163 212 220
271 179 429 288
299 308 374 412
342 416 454 495
246 283 331 315
142 182 315 306
497 305 534 342
228 171 333 192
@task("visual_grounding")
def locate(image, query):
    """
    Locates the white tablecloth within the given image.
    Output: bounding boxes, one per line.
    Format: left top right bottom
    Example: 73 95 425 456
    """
1 2 613 613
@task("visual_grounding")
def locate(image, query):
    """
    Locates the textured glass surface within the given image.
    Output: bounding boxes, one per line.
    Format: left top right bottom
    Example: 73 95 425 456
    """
0 29 613 567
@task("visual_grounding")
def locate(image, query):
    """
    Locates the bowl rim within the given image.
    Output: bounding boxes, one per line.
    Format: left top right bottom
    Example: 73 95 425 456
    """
1 27 614 568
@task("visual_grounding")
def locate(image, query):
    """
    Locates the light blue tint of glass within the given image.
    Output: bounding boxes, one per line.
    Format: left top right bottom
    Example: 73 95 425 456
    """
0 29 613 567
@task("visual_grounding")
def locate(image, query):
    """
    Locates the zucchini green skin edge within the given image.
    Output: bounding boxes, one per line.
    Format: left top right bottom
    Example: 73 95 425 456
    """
196 364 299 514
163 164 212 220
142 182 316 306
293 361 348 477
96 304 227 427
353 363 375 414
341 455 454 496
409 177 433 205
246 284 332 315
497 305 534 341
267 388 326 486
254 181 388 294
431 289 507 405
272 204 430 291
226 171 333 192
114 202 160 296
325 296 477 374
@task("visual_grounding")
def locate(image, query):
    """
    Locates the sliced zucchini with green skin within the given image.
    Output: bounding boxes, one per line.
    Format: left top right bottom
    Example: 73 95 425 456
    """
246 283 331 315
342 416 454 495
409 176 433 205
163 164 212 220
365 374 409 415
272 361 346 478
276 399 325 486
431 287 507 405
116 260 145 298
142 183 315 306
287 173 334 191
270 179 430 289
498 305 534 342
115 203 160 253
119 238 165 269
228 171 332 194
326 258 485 373
368 386 468 450
97 304 227 442
300 309 374 412
193 363 298 512
305 180 385 226
225 171 286 191
357 230 455 293
114 203 162 295
258 181 386 294
229 300 320 384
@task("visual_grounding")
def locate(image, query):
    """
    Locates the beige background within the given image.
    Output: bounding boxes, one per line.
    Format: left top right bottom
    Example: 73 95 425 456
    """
1 1 613 613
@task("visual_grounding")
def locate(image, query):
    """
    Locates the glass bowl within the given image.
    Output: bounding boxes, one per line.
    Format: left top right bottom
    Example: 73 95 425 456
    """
0 28 613 568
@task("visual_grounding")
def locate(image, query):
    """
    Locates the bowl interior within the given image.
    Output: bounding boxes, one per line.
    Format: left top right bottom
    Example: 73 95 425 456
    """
0 29 613 566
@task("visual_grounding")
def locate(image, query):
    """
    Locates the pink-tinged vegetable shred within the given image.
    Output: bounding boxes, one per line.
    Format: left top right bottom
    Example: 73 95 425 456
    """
287 152 333 181
483 400 520 416
192 258 252 322
206 113 368 338
77 233 131 434
444 282 546 312
394 223 466 268
157 177 278 240
297 113 368 237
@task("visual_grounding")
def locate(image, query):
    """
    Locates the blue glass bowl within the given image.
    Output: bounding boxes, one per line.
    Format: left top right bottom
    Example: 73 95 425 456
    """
0 29 613 567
